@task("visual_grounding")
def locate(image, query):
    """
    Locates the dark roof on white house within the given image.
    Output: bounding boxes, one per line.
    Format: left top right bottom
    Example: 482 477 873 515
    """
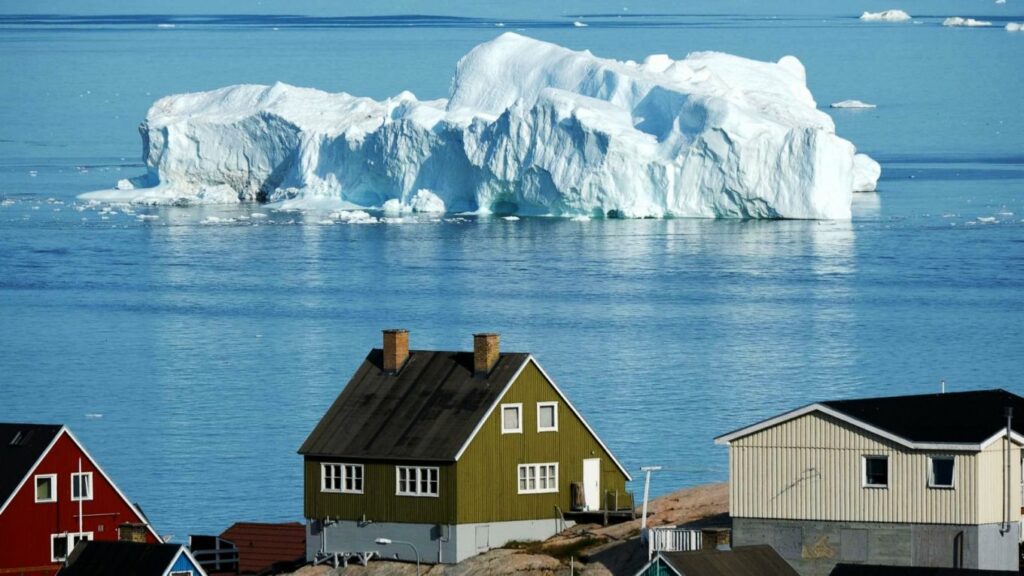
57 541 186 576
716 389 1024 449
0 423 62 505
299 349 531 461
655 545 798 576
830 563 1017 576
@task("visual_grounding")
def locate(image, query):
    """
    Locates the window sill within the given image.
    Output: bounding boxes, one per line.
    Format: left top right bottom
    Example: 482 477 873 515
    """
862 484 888 489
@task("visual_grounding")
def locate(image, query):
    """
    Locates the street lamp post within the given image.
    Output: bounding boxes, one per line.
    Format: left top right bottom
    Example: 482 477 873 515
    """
375 538 420 576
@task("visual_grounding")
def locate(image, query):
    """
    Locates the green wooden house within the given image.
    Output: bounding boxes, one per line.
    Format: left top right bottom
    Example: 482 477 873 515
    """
298 329 632 565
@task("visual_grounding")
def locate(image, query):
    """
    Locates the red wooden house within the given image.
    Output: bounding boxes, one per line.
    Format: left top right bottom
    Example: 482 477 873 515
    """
0 423 160 576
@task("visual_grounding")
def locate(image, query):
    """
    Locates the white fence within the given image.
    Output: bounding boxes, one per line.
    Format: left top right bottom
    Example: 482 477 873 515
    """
647 526 702 558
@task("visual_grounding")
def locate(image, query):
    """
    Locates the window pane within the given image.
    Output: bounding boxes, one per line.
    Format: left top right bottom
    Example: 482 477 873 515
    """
528 466 536 490
932 458 954 486
865 458 888 485
540 405 555 429
503 407 519 430
36 477 52 500
53 535 68 559
399 468 407 493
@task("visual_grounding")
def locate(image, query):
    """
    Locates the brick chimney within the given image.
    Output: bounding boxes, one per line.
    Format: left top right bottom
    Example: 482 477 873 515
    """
383 329 409 372
473 333 500 375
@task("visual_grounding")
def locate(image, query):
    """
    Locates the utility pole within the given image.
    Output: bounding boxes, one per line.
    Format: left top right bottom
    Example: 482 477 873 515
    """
639 466 662 545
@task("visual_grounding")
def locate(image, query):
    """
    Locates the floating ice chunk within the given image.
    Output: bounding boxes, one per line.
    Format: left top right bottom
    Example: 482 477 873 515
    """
83 33 877 219
157 23 176 29
831 100 877 109
943 17 993 27
977 216 997 223
570 215 592 221
502 216 521 221
996 0 1007 4
116 179 135 190
250 212 268 219
859 10 911 22
201 216 235 224
1 199 14 207
852 154 882 192
1007 22 1023 31
85 413 103 419
495 22 505 27
409 189 445 213
136 214 160 221
573 20 588 27
330 210 378 224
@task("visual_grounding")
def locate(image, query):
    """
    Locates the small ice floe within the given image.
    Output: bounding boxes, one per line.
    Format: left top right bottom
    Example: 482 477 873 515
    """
157 23 176 29
996 0 1007 4
977 216 998 223
831 100 877 109
85 413 103 419
1007 22 1023 31
502 215 521 221
943 17 993 27
329 210 378 224
570 215 592 221
859 10 911 22
28 170 37 177
573 20 588 27
136 214 159 221
495 22 505 27
997 211 1014 216
941 213 958 218
201 216 235 224
444 217 469 223
250 212 268 219
1 199 15 207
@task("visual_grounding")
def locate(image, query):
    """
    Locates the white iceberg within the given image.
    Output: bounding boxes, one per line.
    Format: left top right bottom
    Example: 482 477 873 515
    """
830 99 877 109
82 33 879 219
1007 22 1023 31
859 10 911 22
852 154 882 192
943 17 993 27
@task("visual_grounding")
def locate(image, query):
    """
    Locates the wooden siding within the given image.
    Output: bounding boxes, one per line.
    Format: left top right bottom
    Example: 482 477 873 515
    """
976 438 1022 524
303 459 456 524
727 411 1021 525
454 360 628 524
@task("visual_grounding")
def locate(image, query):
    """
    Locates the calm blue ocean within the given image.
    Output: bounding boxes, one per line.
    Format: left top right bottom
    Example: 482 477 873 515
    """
1 0 1022 543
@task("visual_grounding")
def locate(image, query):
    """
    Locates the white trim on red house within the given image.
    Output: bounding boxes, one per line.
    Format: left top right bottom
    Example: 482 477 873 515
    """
0 426 161 541
714 403 1024 452
452 356 633 481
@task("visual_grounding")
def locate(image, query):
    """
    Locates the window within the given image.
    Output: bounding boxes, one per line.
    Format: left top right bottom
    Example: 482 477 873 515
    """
169 572 193 576
863 456 888 488
396 466 439 497
71 472 93 501
501 403 522 434
518 463 558 494
929 456 955 488
321 463 364 494
51 532 92 562
537 402 558 432
35 474 56 503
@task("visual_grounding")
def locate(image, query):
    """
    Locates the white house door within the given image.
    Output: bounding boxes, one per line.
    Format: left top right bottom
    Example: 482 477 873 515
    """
583 458 601 511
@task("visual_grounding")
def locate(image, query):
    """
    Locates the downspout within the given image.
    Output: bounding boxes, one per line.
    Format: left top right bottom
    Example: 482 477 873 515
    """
1001 407 1013 534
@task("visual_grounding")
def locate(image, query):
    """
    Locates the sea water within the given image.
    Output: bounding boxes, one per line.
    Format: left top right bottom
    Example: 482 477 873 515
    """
0 0 1022 542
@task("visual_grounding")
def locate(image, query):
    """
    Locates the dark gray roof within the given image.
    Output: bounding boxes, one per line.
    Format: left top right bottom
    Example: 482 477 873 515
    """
821 389 1024 444
57 541 182 576
658 545 798 576
831 564 1017 576
0 423 62 506
298 349 531 461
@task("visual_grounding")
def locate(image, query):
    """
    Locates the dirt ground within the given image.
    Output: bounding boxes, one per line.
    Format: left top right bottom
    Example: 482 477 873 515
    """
284 483 728 576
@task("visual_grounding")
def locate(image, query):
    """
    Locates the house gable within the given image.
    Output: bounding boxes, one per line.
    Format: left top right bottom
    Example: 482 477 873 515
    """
0 428 158 574
454 359 631 524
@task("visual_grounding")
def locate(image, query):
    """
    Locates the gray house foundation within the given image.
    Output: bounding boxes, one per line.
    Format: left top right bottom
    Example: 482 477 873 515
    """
733 517 1020 576
307 517 574 565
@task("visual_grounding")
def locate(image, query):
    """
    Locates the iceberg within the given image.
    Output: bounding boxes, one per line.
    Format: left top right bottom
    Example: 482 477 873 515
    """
852 154 881 192
1007 23 1023 32
859 10 911 22
830 100 877 109
943 17 993 27
82 33 879 219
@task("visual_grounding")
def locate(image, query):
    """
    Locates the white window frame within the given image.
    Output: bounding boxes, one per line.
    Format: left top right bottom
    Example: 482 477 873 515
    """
928 455 956 489
71 471 93 502
501 403 523 434
34 474 57 503
395 466 440 497
862 455 889 488
321 463 364 494
169 572 193 576
517 463 559 494
537 402 559 432
50 531 93 562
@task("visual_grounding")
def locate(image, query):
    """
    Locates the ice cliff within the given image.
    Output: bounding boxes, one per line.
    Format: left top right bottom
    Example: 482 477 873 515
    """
83 33 880 219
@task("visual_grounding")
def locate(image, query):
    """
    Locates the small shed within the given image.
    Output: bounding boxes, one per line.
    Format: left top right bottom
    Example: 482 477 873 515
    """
219 522 305 574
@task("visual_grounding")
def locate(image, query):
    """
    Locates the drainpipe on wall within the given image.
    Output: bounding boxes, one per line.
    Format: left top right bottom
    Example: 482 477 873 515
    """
1002 407 1013 535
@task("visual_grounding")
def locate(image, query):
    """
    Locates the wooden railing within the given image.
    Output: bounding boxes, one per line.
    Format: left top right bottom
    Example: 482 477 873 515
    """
648 526 701 558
